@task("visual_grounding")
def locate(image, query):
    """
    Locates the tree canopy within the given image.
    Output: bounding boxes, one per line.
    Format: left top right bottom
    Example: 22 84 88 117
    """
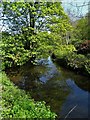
1 2 72 69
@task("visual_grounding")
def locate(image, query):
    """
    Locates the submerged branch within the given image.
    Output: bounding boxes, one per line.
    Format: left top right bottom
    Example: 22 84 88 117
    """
64 105 77 119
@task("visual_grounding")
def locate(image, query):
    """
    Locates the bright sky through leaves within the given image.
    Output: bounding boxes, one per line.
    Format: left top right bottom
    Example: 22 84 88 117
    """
62 0 89 20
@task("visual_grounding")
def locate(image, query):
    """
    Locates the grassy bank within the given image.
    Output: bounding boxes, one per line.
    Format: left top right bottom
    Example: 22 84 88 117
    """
0 72 57 119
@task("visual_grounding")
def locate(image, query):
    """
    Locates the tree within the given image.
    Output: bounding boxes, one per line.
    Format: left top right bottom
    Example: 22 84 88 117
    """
1 1 72 68
74 17 88 40
72 11 90 41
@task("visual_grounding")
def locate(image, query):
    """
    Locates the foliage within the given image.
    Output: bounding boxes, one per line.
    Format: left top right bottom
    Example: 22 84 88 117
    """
84 59 90 74
1 32 38 69
53 49 90 76
70 38 83 48
1 2 73 69
72 16 89 41
53 45 76 59
67 53 90 75
0 2 89 119
33 31 63 58
69 12 90 47
67 53 86 69
2 2 71 33
0 72 57 119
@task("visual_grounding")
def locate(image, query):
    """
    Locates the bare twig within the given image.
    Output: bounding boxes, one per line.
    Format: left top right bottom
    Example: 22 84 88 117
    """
69 3 90 8
64 105 77 119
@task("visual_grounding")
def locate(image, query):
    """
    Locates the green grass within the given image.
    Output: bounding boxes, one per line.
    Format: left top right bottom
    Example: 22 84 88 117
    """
0 72 57 119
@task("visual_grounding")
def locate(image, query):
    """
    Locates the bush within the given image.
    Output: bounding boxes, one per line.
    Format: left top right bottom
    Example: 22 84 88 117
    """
0 72 57 119
54 45 76 59
84 59 90 74
53 45 90 76
67 53 86 69
66 53 90 76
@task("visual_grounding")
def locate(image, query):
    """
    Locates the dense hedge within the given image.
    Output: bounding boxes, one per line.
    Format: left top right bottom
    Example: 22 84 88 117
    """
0 72 57 119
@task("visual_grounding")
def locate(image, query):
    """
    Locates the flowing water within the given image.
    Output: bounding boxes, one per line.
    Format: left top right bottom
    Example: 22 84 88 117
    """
6 56 90 119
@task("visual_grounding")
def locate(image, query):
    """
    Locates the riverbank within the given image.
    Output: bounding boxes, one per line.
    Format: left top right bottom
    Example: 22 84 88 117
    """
51 45 90 77
3 56 90 119
0 71 56 119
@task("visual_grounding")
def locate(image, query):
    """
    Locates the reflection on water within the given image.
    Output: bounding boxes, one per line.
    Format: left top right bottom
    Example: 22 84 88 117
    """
6 56 90 119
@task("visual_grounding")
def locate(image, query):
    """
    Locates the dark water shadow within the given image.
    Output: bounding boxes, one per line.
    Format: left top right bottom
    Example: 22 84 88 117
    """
6 57 90 119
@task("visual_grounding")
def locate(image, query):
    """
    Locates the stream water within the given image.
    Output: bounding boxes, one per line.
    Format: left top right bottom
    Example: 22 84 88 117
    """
6 56 90 119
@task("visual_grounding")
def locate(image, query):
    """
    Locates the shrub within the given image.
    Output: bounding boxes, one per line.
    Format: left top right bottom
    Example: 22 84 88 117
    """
66 53 90 75
53 46 90 76
67 53 86 69
54 45 76 59
84 59 90 74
